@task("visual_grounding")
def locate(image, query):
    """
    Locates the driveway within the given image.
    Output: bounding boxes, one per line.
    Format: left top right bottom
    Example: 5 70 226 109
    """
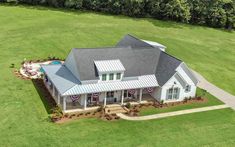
192 71 235 110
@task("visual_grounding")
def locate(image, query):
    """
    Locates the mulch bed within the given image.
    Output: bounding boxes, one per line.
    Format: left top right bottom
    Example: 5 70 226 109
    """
54 108 121 123
33 79 57 112
55 110 103 123
127 97 208 116
13 69 31 80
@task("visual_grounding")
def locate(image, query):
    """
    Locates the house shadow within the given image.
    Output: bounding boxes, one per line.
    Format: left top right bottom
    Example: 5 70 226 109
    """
32 79 57 114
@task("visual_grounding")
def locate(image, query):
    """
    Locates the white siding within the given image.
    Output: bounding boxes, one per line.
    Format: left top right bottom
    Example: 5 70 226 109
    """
154 68 197 102
151 87 162 101
176 65 195 85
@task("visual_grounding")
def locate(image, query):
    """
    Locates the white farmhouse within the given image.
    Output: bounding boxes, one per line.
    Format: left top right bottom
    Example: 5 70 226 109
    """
42 34 198 113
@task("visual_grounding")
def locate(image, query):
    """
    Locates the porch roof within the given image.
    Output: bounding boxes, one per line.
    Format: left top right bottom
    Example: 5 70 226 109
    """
41 64 81 94
62 75 158 96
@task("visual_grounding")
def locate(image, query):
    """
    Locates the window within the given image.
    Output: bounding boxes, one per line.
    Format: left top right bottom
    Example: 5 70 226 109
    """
167 88 173 100
116 73 121 80
166 87 180 100
173 88 179 99
124 90 132 98
102 74 106 81
107 91 114 98
109 73 114 80
185 85 191 92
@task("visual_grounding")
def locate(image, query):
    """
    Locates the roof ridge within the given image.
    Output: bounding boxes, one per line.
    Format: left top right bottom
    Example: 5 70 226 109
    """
62 84 78 95
126 34 155 48
161 51 182 62
72 46 132 50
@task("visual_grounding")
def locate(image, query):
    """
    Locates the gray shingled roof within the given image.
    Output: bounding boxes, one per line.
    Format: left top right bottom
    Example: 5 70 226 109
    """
49 34 183 88
69 47 163 81
116 34 154 48
155 52 182 86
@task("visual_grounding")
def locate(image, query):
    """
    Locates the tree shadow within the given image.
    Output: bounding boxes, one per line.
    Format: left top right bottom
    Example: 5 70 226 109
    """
32 79 57 114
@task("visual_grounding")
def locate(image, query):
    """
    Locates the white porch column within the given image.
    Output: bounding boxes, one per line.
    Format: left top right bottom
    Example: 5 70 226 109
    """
84 94 87 110
121 90 124 105
104 92 107 106
63 97 66 111
139 89 143 102
52 84 55 97
57 93 60 105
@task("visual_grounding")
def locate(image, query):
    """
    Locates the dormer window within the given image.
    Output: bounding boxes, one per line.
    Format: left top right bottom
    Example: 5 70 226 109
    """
116 73 121 80
102 74 107 81
94 59 126 82
109 73 114 80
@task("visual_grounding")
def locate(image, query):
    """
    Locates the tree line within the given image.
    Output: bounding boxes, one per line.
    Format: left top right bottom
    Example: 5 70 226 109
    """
1 0 234 29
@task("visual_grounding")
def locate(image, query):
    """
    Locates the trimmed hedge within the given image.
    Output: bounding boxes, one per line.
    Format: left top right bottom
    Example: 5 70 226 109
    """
1 0 234 29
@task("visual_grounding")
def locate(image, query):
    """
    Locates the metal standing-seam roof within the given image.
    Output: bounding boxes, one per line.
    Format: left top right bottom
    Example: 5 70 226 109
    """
41 64 81 94
94 59 125 73
62 75 158 96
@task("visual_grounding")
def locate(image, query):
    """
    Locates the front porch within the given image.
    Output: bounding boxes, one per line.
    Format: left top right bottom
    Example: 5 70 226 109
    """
43 75 157 113
63 94 156 113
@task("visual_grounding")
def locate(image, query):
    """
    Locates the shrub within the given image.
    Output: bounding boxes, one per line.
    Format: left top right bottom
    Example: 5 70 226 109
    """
10 63 15 68
6 0 18 4
97 105 104 112
125 102 131 108
51 106 63 121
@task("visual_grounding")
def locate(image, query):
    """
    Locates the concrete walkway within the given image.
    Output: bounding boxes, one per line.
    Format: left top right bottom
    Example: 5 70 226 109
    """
117 105 229 121
193 71 235 110
117 71 235 121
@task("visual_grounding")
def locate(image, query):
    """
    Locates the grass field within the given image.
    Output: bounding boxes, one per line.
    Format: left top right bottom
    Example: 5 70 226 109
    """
139 88 224 116
0 4 235 146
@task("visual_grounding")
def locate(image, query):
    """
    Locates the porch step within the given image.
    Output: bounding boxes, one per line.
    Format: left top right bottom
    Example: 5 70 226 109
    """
105 105 127 114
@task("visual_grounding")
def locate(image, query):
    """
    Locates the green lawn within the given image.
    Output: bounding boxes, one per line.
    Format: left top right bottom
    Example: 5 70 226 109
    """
139 88 224 116
0 4 235 146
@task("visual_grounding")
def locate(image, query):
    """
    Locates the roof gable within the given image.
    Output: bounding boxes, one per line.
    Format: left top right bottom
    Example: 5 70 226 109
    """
155 52 182 86
64 50 81 80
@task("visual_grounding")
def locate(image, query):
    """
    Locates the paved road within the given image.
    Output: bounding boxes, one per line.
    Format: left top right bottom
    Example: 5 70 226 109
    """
192 71 235 110
117 105 229 121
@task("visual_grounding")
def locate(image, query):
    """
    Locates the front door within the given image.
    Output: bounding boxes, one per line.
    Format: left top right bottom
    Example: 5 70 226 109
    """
106 91 115 103
87 94 92 104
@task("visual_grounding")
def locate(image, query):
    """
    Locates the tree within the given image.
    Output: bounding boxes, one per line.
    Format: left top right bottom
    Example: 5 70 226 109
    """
64 0 83 9
150 0 191 22
223 1 235 30
188 0 207 24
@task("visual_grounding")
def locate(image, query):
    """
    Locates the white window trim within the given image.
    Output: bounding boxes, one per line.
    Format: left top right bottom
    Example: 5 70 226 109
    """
166 87 180 100
109 73 114 80
185 85 191 93
102 74 107 81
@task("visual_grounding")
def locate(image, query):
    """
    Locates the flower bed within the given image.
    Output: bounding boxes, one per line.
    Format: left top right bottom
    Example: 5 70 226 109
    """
52 105 120 123
126 97 208 117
